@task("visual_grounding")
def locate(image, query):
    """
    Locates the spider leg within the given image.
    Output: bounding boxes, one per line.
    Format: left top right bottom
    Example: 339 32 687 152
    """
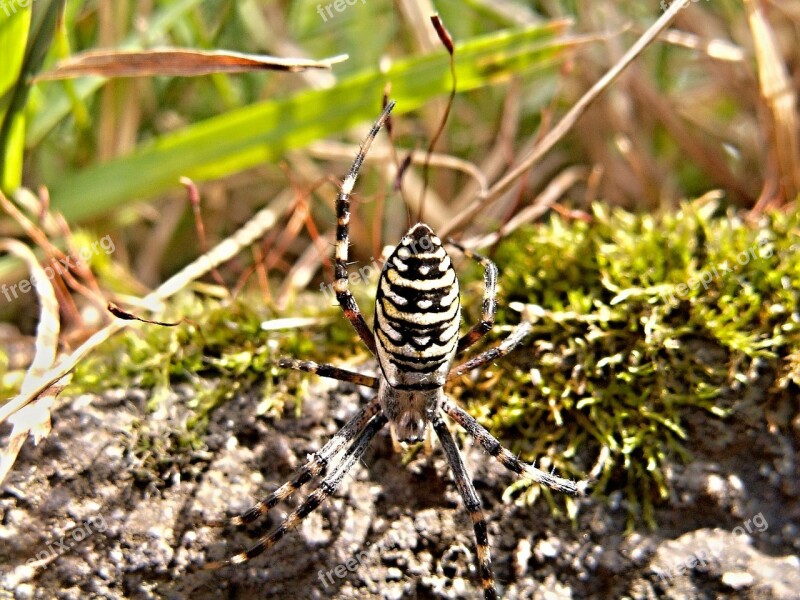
432 414 497 600
207 399 381 528
442 399 588 496
448 320 532 380
205 412 387 569
447 240 498 355
333 102 395 356
279 358 379 389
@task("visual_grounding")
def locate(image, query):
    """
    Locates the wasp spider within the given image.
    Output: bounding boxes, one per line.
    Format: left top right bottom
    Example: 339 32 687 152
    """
205 101 587 598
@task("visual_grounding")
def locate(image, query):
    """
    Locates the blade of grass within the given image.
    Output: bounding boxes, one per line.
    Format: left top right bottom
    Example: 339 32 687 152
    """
0 6 32 193
0 0 63 191
0 5 31 124
0 194 279 426
745 0 800 204
47 21 582 222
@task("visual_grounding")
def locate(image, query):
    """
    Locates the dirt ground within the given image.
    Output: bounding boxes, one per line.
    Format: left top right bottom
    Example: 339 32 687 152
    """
1 367 799 600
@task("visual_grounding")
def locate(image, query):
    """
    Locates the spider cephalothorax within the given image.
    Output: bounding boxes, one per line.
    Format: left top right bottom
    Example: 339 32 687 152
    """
205 101 587 599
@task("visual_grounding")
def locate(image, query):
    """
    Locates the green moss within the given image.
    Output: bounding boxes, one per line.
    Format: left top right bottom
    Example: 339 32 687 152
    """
462 202 799 527
68 291 366 425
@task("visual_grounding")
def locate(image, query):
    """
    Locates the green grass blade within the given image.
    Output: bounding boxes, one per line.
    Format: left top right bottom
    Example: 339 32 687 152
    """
48 21 577 222
0 4 31 122
0 0 63 191
0 2 32 190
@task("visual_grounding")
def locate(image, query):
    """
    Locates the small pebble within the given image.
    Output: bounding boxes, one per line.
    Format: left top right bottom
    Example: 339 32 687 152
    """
721 571 754 589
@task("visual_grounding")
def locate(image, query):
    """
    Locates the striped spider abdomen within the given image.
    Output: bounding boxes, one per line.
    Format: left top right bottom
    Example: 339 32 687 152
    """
374 223 461 391
373 223 461 444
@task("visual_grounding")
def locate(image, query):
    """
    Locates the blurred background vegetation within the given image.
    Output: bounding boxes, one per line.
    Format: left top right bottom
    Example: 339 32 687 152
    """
1 1 795 307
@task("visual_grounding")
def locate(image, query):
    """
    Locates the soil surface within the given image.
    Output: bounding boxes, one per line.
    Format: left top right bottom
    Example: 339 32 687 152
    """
1 368 799 600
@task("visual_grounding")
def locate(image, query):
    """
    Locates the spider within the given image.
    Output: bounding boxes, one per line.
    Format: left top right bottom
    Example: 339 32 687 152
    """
204 101 588 599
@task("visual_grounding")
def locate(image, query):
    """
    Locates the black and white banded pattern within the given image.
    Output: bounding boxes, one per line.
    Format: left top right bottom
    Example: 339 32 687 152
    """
374 223 461 390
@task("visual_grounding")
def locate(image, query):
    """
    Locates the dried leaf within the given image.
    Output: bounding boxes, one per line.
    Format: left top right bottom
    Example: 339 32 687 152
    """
0 239 60 394
0 383 66 486
0 238 64 485
34 49 348 80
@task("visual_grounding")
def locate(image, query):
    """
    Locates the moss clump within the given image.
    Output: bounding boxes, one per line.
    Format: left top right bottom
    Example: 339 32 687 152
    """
456 202 799 527
69 292 366 427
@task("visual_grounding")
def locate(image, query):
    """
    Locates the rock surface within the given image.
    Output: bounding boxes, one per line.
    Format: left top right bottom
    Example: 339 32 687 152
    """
1 375 799 599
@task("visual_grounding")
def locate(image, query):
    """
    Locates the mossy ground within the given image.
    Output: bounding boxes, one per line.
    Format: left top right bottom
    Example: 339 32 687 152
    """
47 202 800 526
467 203 799 526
